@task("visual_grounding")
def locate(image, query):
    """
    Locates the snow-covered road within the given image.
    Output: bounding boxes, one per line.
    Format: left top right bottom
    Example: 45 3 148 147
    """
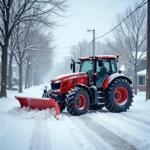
0 85 150 150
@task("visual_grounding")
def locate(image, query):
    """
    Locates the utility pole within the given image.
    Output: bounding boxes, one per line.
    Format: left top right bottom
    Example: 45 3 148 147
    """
146 0 150 100
73 52 75 61
80 47 82 57
93 29 95 56
87 29 96 56
78 42 82 57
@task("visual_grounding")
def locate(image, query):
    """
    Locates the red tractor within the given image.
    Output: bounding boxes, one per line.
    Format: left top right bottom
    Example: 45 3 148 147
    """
15 54 133 117
48 55 133 115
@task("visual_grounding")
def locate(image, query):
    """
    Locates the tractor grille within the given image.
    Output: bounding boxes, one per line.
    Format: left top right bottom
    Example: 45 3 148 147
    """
51 82 61 90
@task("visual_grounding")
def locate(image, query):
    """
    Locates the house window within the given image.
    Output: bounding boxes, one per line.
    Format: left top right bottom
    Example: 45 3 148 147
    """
138 76 146 85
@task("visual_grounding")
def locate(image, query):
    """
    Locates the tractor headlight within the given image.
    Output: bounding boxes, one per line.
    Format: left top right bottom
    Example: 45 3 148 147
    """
54 80 61 83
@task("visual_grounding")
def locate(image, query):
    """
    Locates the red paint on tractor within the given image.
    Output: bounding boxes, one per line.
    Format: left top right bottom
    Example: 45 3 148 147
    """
76 94 86 110
15 96 60 118
79 55 117 61
51 72 87 82
102 73 132 89
102 78 110 89
51 73 88 95
114 87 128 105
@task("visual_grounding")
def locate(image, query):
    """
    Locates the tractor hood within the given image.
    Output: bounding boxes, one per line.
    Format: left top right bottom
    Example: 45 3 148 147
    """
51 72 87 82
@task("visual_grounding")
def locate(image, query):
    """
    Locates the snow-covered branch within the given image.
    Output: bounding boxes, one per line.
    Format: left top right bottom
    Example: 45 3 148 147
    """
106 3 146 95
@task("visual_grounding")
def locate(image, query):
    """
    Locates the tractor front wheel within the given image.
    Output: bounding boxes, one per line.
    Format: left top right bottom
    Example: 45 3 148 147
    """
66 87 90 116
105 78 133 112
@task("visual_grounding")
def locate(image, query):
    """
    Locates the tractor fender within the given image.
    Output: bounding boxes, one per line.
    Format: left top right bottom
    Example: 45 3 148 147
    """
102 73 132 89
76 83 93 102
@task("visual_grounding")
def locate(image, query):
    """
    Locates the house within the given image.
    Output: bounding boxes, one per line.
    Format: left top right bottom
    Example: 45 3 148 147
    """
137 69 146 91
118 51 147 91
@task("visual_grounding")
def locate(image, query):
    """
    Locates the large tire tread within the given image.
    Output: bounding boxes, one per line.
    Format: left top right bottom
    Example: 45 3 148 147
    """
66 87 90 116
105 78 133 113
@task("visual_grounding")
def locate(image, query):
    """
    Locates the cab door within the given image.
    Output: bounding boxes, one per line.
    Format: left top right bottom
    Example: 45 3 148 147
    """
96 59 111 87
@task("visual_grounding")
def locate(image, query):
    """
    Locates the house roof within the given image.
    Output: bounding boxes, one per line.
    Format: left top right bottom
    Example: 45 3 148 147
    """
137 69 146 75
133 52 147 60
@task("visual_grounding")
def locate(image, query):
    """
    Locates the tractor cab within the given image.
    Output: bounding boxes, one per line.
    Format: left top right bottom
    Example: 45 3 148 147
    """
71 55 119 87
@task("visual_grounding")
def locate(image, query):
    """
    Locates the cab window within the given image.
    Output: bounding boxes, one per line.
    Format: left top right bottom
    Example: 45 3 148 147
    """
111 59 117 73
80 61 93 72
97 59 111 73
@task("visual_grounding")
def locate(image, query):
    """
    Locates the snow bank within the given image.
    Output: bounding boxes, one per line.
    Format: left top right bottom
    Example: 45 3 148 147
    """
8 107 57 120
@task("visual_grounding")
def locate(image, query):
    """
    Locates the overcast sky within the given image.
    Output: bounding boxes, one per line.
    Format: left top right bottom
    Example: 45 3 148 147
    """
53 0 141 64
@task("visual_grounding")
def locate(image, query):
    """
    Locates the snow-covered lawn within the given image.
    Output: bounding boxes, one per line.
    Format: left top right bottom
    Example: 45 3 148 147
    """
0 85 150 150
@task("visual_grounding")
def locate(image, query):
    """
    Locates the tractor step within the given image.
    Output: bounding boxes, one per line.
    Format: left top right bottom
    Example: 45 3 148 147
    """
97 89 104 102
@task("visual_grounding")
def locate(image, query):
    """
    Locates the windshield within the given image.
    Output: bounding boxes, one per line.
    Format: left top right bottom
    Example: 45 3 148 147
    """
80 61 93 72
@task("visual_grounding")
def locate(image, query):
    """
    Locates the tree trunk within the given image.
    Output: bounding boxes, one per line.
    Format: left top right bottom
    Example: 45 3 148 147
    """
28 66 30 88
0 42 9 97
18 63 23 93
29 66 32 87
134 64 138 95
25 69 28 89
8 51 13 90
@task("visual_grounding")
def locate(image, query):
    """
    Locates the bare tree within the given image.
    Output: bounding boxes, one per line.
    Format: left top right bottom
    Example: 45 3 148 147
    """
78 39 89 57
8 34 15 90
24 31 54 89
11 21 53 93
107 4 147 95
33 44 54 85
0 0 67 97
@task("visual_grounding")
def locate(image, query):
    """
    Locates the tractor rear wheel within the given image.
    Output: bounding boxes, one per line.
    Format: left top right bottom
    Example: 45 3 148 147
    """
66 87 90 116
105 78 133 112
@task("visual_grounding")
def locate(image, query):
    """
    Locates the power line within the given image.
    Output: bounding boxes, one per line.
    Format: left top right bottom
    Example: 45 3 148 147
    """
95 0 147 40
83 40 93 51
103 0 117 15
54 0 147 51
55 0 117 51
54 40 93 51
99 0 117 32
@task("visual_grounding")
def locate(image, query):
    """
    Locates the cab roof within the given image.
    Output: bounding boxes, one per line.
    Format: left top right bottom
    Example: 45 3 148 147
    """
79 55 117 61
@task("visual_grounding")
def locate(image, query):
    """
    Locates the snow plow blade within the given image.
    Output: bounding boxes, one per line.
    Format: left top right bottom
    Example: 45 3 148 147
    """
15 96 60 118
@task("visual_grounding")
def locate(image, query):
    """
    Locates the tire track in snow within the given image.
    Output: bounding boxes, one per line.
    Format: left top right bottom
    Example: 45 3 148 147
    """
121 113 150 126
64 115 99 150
108 113 150 133
30 119 51 150
78 115 137 150
87 112 150 150
0 113 11 136
66 115 114 150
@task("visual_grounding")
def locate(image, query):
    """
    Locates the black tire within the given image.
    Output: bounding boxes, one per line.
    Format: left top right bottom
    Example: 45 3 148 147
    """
105 78 133 112
58 102 66 112
66 87 90 116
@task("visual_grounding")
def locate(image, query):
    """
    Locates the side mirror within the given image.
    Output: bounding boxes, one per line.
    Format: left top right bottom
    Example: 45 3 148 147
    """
71 58 76 73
